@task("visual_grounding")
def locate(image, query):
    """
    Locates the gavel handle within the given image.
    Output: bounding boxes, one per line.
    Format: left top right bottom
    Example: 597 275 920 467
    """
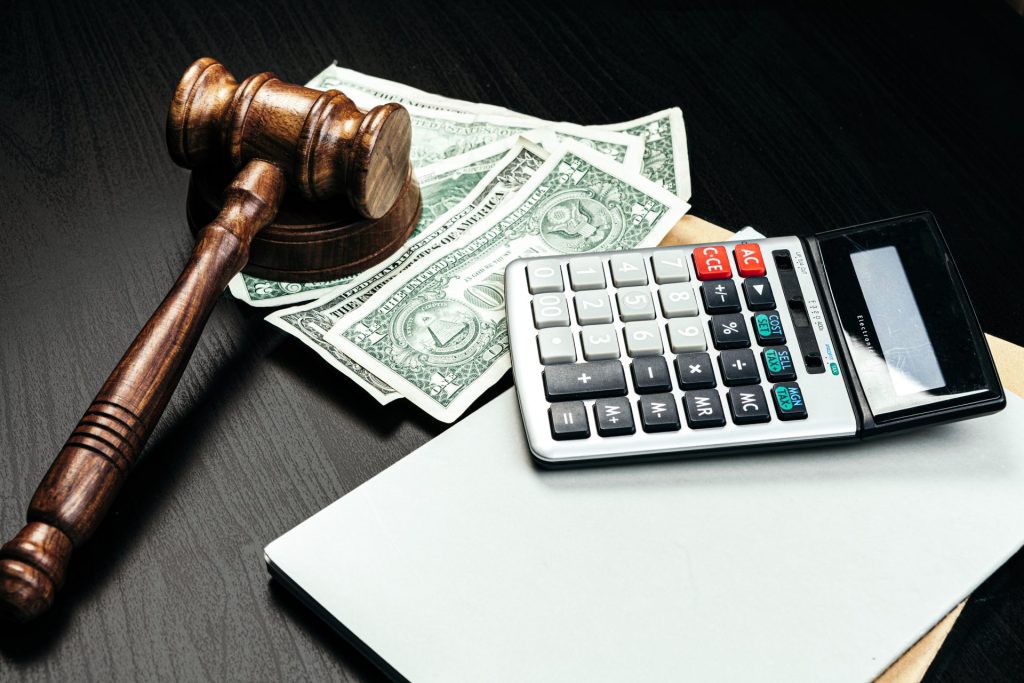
0 160 285 622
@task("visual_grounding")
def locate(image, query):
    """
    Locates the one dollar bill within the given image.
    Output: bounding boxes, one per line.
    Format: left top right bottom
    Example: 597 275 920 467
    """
325 142 690 422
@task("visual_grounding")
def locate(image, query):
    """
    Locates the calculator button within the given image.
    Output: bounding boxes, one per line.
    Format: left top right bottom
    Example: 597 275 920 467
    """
568 257 606 291
752 310 786 345
734 243 766 277
638 394 681 432
532 293 570 328
616 287 656 321
623 321 664 357
658 283 699 318
692 245 732 280
743 277 776 310
651 249 691 283
700 280 741 314
666 318 707 353
593 397 636 436
631 357 672 393
674 352 716 389
573 291 613 325
549 401 590 440
727 386 772 425
526 260 564 294
543 361 627 401
718 349 760 386
683 389 726 428
580 324 620 360
771 382 808 420
762 346 797 382
709 314 750 349
537 328 576 365
609 253 649 287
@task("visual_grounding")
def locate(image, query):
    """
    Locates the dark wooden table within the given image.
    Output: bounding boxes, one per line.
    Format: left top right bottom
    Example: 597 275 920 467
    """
1 1 1022 680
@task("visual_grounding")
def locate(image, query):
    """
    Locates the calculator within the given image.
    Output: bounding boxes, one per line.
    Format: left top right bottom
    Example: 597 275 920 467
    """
505 212 1005 467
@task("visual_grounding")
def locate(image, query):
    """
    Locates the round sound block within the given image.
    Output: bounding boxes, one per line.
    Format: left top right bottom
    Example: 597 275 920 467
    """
186 165 421 282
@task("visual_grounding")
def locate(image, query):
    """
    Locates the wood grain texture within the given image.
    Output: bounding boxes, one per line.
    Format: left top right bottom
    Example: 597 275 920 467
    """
0 0 1022 680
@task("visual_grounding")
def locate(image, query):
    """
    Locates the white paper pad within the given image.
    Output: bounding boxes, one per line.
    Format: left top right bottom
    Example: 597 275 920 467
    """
266 390 1024 682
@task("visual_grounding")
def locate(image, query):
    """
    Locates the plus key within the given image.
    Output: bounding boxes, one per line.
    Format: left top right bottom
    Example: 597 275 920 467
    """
692 245 731 280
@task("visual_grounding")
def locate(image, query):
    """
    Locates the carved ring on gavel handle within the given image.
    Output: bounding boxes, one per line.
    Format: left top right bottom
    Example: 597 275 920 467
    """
0 57 416 622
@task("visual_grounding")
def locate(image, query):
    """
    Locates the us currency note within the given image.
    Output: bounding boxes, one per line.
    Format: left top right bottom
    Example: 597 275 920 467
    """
227 136 527 307
306 66 644 171
325 143 690 422
266 138 552 402
309 65 689 198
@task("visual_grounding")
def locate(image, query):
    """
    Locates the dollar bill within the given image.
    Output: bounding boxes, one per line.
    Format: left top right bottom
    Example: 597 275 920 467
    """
599 108 690 199
227 136 527 307
308 62 527 120
309 64 689 198
306 65 644 171
266 138 552 401
325 143 690 422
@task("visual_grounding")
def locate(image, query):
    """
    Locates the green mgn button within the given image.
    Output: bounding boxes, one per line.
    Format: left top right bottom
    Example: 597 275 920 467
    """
774 385 793 411
772 382 808 420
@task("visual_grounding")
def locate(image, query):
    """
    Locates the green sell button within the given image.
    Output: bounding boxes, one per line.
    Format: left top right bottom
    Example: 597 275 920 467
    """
766 349 783 373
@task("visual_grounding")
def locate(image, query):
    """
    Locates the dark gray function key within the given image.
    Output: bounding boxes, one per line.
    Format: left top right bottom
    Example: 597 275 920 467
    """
543 361 627 401
638 393 681 432
742 277 775 310
593 397 636 436
674 352 716 389
631 357 672 393
727 386 772 424
762 346 797 382
549 401 590 440
752 310 786 345
683 389 726 428
709 313 750 349
700 280 741 314
718 349 760 386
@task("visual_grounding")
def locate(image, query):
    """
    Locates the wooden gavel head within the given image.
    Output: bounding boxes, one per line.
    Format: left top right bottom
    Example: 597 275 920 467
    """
167 57 412 220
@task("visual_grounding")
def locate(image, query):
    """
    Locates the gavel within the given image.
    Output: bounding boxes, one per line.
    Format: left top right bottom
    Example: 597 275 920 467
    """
0 58 419 622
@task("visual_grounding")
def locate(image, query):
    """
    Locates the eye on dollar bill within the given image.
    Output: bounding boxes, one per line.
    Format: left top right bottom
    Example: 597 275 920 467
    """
250 63 692 422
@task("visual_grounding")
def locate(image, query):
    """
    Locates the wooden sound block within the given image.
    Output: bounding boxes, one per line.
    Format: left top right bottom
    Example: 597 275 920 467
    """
186 164 422 283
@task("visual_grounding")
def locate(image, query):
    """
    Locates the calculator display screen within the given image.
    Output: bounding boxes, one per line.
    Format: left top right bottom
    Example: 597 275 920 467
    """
818 215 996 421
849 247 946 396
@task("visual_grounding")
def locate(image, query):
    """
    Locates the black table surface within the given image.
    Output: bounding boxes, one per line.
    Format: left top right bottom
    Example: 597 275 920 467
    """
2 1 1023 680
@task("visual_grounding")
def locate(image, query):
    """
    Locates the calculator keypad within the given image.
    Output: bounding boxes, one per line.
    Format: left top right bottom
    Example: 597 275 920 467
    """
507 237 855 463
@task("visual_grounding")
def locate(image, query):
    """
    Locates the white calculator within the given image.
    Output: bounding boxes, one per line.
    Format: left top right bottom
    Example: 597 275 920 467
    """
505 213 1004 467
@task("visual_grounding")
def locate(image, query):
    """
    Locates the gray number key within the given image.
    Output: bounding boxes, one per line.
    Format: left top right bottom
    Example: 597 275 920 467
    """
609 253 648 287
666 317 707 352
526 260 563 293
537 328 576 364
651 248 691 283
580 324 620 360
622 321 664 357
568 257 605 290
532 293 570 328
573 290 613 325
616 287 656 321
658 282 698 317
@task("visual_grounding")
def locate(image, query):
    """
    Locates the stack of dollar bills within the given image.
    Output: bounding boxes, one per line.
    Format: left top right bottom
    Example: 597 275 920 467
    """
233 64 692 422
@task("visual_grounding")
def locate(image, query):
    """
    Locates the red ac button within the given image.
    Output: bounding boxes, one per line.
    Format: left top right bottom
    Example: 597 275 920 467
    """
693 245 731 280
734 243 766 277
